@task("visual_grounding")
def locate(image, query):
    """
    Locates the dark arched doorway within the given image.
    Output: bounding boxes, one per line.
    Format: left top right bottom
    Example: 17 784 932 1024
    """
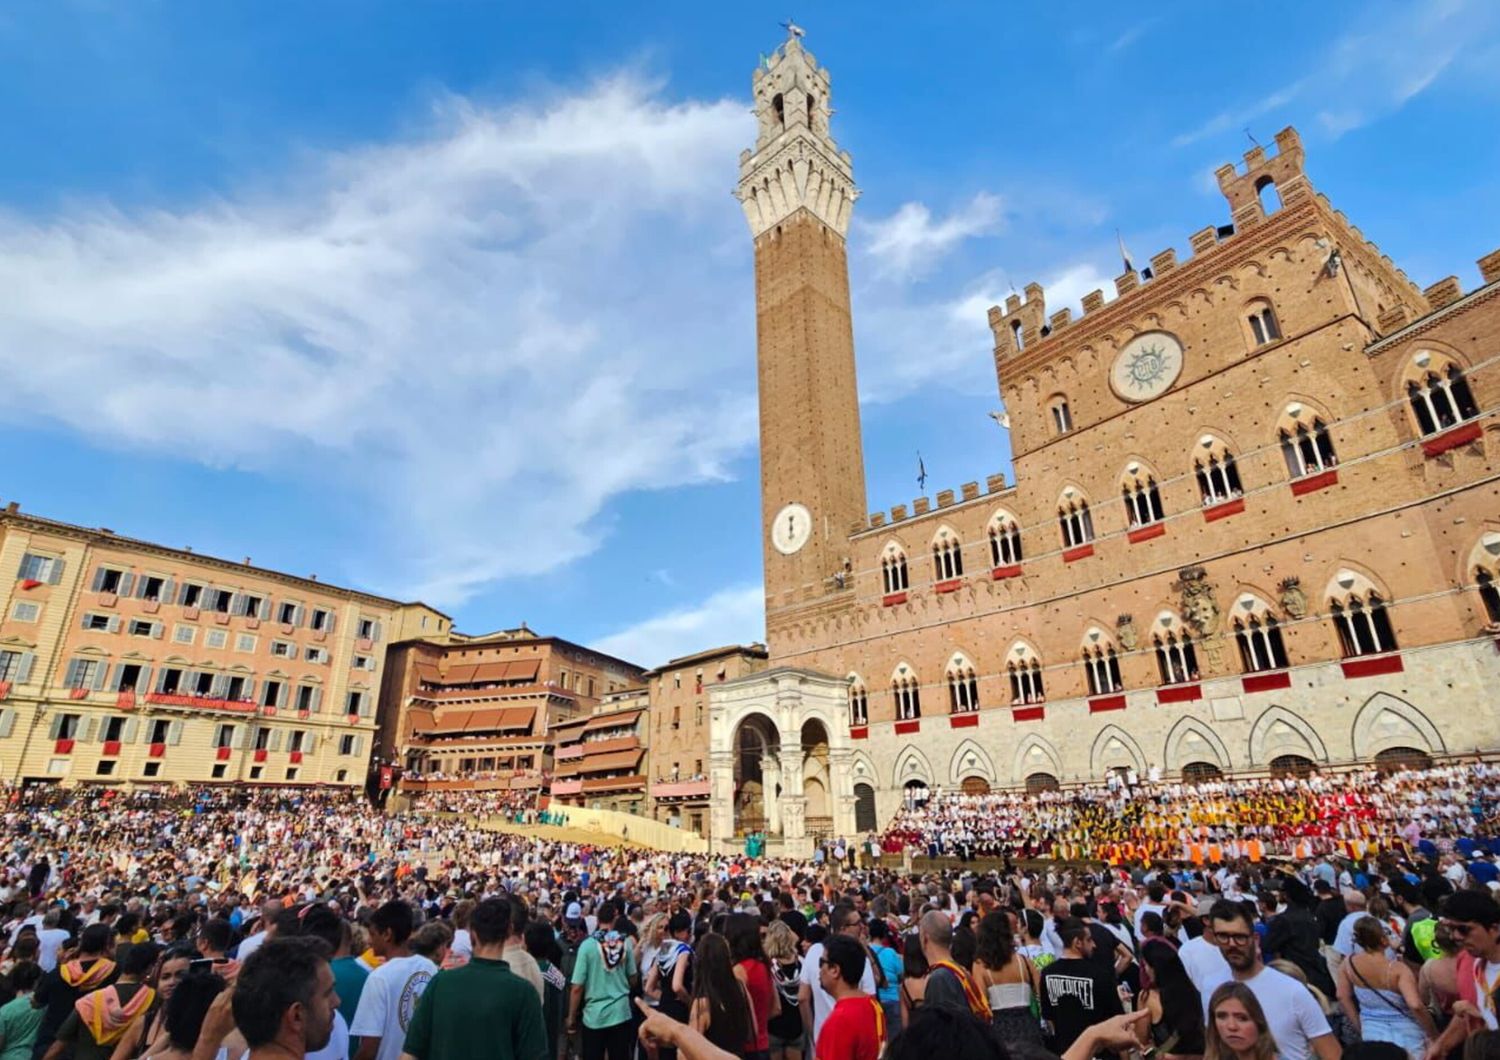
902 778 929 809
733 714 780 836
1375 747 1433 772
1025 772 1060 794
854 783 877 832
1182 761 1223 784
1270 754 1316 779
960 776 991 796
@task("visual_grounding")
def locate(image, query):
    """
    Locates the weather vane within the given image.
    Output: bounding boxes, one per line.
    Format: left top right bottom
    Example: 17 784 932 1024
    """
781 18 804 39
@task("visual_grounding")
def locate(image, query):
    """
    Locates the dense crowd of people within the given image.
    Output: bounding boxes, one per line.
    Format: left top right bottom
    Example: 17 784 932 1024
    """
881 763 1500 863
6 768 1500 1060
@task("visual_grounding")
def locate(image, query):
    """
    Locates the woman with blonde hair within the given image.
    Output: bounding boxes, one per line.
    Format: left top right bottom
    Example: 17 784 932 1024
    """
1336 915 1435 1059
1204 982 1278 1060
763 920 804 1060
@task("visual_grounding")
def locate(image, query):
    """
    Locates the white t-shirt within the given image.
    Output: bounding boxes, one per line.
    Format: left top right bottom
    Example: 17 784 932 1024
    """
1133 902 1166 937
450 928 472 962
36 928 70 972
1179 935 1231 996
228 1011 351 1060
798 941 876 1042
1197 966 1333 1060
1332 910 1365 956
350 953 438 1060
236 930 268 962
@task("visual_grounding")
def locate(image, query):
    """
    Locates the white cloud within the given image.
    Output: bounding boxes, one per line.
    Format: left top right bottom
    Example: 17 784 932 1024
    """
1173 0 1491 147
859 192 1003 279
0 76 760 607
590 584 765 669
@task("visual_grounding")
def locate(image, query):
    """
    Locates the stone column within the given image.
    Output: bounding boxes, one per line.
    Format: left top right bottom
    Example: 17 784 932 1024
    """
761 754 783 835
828 746 858 840
778 747 810 856
709 750 736 850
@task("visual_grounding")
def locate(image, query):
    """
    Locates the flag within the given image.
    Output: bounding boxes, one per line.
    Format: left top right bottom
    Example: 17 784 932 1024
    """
1117 230 1134 275
917 454 927 490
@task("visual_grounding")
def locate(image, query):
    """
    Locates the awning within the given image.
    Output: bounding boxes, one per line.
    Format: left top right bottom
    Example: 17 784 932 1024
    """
406 708 437 733
496 707 535 732
444 663 479 685
507 659 541 682
583 709 643 734
577 748 645 774
414 663 441 686
471 662 510 682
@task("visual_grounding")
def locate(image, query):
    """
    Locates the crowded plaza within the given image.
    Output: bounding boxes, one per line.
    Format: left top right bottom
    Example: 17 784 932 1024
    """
0 758 1498 1059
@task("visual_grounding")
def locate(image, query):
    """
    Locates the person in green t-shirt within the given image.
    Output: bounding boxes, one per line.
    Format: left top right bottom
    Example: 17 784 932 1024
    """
0 963 42 1060
567 900 639 1060
400 898 547 1060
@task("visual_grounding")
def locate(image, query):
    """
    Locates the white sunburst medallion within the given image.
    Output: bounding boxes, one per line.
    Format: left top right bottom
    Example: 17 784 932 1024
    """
1111 331 1185 403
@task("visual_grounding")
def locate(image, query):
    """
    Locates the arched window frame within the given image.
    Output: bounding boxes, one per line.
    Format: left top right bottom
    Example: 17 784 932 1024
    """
1120 463 1165 528
891 667 921 721
1059 493 1095 549
1245 298 1282 347
847 676 868 727
881 544 910 595
1152 614 1200 685
1007 659 1045 705
1232 599 1289 673
945 654 980 714
1081 634 1123 696
931 528 964 582
1278 405 1338 479
1404 353 1479 438
987 511 1023 568
1330 590 1398 658
1193 435 1244 506
1048 395 1073 435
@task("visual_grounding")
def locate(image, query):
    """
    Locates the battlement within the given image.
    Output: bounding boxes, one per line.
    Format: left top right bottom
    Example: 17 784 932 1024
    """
985 125 1457 363
860 473 1009 534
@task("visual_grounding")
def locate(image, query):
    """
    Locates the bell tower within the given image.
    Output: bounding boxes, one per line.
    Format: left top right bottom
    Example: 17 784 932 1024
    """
737 32 866 623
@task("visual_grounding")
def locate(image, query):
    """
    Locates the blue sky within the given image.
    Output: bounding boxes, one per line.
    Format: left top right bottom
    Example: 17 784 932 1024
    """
2 1 1497 667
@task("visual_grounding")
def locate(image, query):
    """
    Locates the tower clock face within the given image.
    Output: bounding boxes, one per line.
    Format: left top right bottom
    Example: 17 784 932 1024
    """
1110 331 1184 403
771 503 813 555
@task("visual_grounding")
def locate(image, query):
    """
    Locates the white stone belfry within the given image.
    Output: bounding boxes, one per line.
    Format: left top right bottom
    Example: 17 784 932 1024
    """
709 667 856 857
735 35 858 239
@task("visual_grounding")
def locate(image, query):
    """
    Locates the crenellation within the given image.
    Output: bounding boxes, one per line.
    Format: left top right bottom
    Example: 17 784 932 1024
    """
912 497 931 515
869 512 886 528
1189 227 1218 255
985 473 1006 494
1150 249 1178 276
1081 290 1107 314
1049 308 1072 331
1479 248 1500 285
961 482 980 501
936 489 956 508
1424 277 1463 309
1115 271 1139 296
890 504 908 522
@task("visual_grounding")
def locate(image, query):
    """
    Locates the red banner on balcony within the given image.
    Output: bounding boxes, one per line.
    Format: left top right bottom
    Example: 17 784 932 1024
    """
102 740 121 757
949 713 979 728
1062 544 1095 563
934 578 962 594
991 564 1023 580
1203 498 1246 523
1013 706 1045 722
1422 421 1482 458
0 682 10 702
894 720 920 735
290 751 304 764
881 591 908 607
1088 694 1127 713
20 579 40 591
215 746 232 761
849 726 869 740
69 687 89 700
1155 684 1202 705
54 739 75 755
1290 469 1339 496
145 693 257 713
253 749 268 763
1127 523 1166 545
1341 653 1404 679
148 743 166 758
116 690 136 710
1241 670 1292 694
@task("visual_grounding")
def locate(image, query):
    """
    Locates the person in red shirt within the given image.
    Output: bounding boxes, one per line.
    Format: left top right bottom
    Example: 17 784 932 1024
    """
816 935 884 1060
727 913 779 1060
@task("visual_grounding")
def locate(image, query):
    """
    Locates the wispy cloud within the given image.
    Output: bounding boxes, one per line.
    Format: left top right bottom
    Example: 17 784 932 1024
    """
858 192 1004 279
1108 18 1158 53
0 76 757 607
590 584 764 669
1173 0 1492 147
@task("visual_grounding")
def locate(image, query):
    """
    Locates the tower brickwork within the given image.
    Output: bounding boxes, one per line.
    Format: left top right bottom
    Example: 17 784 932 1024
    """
738 37 866 639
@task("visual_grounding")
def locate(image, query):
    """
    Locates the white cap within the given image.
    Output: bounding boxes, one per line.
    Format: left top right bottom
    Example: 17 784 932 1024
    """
566 901 583 919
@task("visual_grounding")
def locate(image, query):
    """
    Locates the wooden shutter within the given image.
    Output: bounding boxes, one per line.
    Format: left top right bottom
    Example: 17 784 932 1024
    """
118 573 136 598
310 688 323 714
161 578 176 603
48 558 64 585
14 555 30 580
136 666 153 692
168 721 184 745
91 567 107 592
230 725 246 749
106 616 121 634
269 729 282 752
122 718 139 742
325 611 337 634
210 674 228 699
303 732 318 754
150 621 164 640
82 716 98 742
105 665 121 692
276 682 289 708
15 653 34 685
243 680 258 705
372 620 383 642
79 614 93 632
47 715 63 739
259 597 272 620
63 659 83 688
0 710 13 739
